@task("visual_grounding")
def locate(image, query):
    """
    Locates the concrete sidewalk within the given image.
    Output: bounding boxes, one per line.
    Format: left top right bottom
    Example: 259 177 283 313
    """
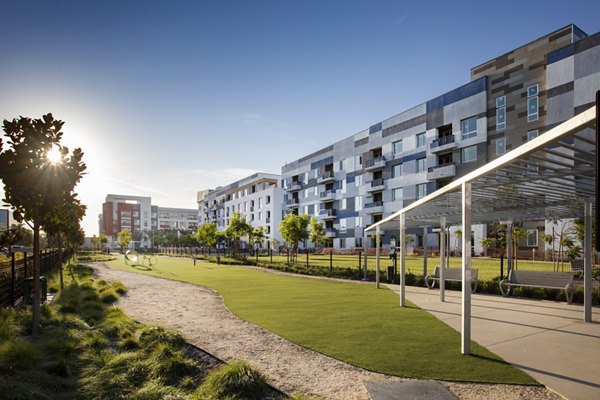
384 284 600 400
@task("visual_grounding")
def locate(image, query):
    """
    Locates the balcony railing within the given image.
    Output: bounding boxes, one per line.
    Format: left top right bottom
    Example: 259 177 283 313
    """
365 201 383 208
430 135 456 150
427 162 456 180
286 198 299 207
318 209 337 219
317 170 335 182
368 178 385 192
287 181 302 191
320 190 336 201
364 156 386 170
325 229 337 238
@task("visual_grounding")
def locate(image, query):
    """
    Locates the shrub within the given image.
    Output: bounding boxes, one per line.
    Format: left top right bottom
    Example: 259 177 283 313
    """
197 360 269 400
0 339 39 372
0 308 18 341
98 288 119 304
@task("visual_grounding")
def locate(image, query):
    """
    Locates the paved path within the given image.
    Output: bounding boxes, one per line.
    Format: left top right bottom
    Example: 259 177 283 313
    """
385 283 600 400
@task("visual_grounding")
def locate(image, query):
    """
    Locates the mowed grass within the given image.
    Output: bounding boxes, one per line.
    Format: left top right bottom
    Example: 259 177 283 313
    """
106 257 537 384
265 254 565 281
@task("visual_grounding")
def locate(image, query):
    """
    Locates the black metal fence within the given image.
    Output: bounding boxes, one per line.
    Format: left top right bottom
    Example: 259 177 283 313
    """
0 249 61 307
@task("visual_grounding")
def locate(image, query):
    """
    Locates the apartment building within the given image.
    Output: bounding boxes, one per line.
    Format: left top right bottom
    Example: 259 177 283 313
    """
282 24 600 252
100 194 197 248
197 173 285 247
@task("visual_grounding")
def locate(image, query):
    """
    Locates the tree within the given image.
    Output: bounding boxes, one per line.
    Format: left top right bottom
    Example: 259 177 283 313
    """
479 237 495 256
0 114 86 335
225 212 252 257
512 227 527 270
196 222 218 252
249 226 265 262
454 229 462 256
42 199 86 289
309 217 326 249
131 230 143 248
0 224 27 249
99 234 108 252
117 229 132 252
91 235 99 251
278 213 310 264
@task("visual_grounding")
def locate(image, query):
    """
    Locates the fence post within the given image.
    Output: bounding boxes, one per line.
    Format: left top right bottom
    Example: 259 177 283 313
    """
358 251 362 279
329 250 333 274
23 251 28 278
11 252 16 307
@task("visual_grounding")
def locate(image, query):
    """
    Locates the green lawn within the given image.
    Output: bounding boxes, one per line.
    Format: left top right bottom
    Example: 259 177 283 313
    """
106 256 537 385
265 254 566 281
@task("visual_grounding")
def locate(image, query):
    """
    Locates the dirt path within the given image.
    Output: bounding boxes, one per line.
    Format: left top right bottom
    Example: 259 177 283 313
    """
91 262 561 400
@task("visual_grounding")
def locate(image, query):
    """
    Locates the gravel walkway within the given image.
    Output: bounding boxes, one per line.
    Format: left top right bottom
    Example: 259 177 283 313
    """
91 262 562 400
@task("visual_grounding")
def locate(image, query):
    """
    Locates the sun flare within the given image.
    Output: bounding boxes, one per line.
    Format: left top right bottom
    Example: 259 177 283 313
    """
46 146 62 164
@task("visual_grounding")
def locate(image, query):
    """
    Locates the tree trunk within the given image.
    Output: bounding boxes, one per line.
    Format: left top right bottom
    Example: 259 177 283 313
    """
58 235 64 289
32 222 41 336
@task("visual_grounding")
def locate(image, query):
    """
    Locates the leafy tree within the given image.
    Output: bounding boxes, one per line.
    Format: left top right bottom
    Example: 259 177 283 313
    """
117 229 132 252
179 233 198 248
99 234 108 252
91 234 99 251
43 199 86 288
131 230 143 246
0 223 27 249
479 237 495 256
511 227 527 270
278 213 310 264
0 113 85 335
249 226 265 262
454 229 462 256
225 212 252 257
309 217 326 249
197 222 218 252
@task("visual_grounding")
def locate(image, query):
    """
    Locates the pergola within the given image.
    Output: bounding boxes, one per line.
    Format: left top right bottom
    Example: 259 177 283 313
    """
365 103 598 355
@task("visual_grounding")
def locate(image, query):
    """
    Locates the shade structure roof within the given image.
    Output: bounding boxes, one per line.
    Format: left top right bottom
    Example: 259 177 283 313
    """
365 106 597 232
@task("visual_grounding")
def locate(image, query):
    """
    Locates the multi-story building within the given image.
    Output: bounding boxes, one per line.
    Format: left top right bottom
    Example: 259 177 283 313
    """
282 24 600 252
100 194 197 248
197 173 285 247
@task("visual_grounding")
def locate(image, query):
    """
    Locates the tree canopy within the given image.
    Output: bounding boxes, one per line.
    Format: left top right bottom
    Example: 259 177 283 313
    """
309 217 327 248
279 213 310 263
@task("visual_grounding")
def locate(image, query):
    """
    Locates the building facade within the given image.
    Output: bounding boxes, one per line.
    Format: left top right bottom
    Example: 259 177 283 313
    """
281 24 600 252
100 194 197 249
197 173 285 247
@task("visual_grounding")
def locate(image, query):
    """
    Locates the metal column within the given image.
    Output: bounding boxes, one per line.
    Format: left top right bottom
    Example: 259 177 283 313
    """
423 227 428 279
400 213 406 307
506 221 513 273
440 216 446 302
585 200 593 322
461 182 472 355
376 226 381 289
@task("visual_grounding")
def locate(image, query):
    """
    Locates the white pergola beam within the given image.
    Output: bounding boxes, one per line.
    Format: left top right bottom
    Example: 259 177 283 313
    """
462 182 472 355
400 213 406 307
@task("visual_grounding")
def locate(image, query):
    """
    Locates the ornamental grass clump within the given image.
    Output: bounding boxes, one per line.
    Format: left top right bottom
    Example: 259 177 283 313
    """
196 360 270 400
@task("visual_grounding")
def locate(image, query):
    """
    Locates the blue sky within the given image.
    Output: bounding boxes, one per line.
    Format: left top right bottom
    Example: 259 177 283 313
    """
1 0 600 235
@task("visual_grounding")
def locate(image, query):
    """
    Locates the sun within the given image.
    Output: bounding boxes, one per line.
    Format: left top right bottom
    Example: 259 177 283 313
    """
46 146 62 165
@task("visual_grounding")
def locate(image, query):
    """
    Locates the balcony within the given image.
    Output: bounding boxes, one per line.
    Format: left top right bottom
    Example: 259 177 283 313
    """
320 190 336 202
367 178 385 192
325 229 337 238
266 217 271 223
318 209 337 220
317 170 335 184
286 198 299 208
364 201 383 213
427 162 456 180
287 181 302 192
430 135 456 153
364 156 386 171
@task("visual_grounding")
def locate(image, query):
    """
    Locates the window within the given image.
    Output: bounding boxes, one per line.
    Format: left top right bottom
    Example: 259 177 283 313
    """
416 133 426 147
355 196 363 211
355 155 362 168
461 116 477 139
527 85 539 122
393 164 403 178
416 158 426 172
266 196 271 204
339 218 347 234
304 189 310 198
495 138 506 156
527 229 538 247
339 238 346 248
462 145 477 163
341 198 347 209
392 188 403 202
340 179 346 193
355 216 362 228
417 183 427 199
304 206 309 215
355 175 362 187
258 212 262 220
339 159 346 171
258 198 263 208
393 140 403 155
496 96 506 131
527 129 539 141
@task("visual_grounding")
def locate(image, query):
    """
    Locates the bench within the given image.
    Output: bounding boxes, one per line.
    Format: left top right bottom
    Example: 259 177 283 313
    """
425 267 478 292
499 270 574 304
570 259 584 275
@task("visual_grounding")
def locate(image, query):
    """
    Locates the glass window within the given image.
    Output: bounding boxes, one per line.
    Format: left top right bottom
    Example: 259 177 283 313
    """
354 155 362 168
416 133 426 147
340 179 346 193
393 164 403 178
527 229 538 247
355 216 362 228
417 183 427 199
339 159 345 171
462 145 477 163
305 189 310 198
496 106 506 131
266 195 271 204
339 218 347 234
461 116 477 139
355 175 362 187
528 96 538 122
341 198 347 209
392 188 403 201
527 130 539 141
495 138 506 155
528 84 539 97
496 96 505 108
416 158 426 172
258 198 263 208
393 140 403 155
355 196 363 211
